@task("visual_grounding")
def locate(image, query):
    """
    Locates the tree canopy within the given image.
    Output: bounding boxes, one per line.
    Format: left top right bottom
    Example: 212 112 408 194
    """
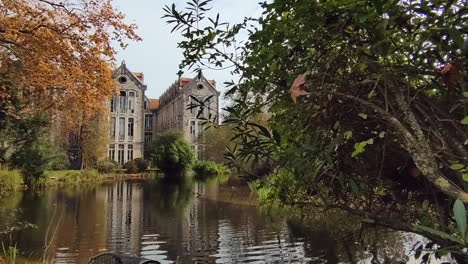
166 0 468 258
149 131 195 177
0 0 140 117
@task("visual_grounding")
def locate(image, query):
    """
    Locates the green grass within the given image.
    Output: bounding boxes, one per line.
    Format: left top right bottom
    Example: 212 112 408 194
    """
40 169 102 186
0 170 24 199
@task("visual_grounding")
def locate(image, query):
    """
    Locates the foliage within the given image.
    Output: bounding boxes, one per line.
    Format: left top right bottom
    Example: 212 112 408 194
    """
42 170 102 186
192 161 230 178
46 145 70 171
0 0 140 119
166 0 468 258
149 131 195 177
1 240 18 264
0 170 23 199
10 139 55 187
124 158 149 174
197 125 234 163
96 159 120 174
413 199 468 262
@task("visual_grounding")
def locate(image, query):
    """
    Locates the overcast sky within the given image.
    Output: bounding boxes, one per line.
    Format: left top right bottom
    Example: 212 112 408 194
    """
113 0 264 100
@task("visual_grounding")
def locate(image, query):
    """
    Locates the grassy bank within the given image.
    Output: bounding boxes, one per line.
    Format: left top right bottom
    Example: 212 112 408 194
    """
39 169 102 186
0 169 105 199
0 170 23 200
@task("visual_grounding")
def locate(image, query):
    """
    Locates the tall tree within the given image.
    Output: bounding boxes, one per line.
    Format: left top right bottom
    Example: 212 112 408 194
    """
0 0 140 117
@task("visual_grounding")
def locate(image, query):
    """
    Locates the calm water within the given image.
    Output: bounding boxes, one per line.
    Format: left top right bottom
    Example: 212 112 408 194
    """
3 179 344 264
1 178 433 263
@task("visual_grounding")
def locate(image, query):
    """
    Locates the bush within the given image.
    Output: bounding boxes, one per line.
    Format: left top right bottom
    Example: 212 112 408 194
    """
124 158 148 173
96 159 119 173
149 131 194 177
0 170 23 199
47 145 70 170
192 161 230 178
10 140 53 186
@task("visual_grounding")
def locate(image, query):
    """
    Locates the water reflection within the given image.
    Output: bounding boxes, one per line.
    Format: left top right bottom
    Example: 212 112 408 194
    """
6 179 337 263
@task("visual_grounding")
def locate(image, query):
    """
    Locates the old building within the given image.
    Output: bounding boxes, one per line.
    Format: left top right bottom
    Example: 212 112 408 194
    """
108 61 147 165
106 62 219 165
156 71 219 159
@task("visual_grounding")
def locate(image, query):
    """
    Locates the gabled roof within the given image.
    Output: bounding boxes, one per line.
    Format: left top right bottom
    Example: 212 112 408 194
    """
112 61 147 91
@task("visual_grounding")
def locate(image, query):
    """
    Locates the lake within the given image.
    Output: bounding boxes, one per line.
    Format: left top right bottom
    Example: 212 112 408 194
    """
1 177 424 263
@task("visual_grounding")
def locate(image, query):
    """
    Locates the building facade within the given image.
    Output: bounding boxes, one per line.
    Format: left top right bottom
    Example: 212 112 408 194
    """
108 62 147 165
106 62 219 165
156 72 219 159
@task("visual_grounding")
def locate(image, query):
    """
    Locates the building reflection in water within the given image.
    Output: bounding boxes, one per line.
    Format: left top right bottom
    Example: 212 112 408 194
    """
10 180 330 264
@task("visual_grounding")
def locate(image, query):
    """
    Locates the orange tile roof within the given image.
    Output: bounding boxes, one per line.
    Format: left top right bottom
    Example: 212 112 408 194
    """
133 72 144 82
149 99 160 110
180 78 216 87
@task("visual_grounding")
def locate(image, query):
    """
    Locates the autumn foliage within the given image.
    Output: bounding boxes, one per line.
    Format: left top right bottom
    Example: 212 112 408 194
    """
0 0 140 117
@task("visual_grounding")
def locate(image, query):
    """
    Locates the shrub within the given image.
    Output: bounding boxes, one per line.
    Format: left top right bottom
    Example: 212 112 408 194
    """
10 140 53 186
46 145 70 170
96 159 119 174
0 170 23 199
192 161 230 178
80 169 100 182
149 131 194 177
124 158 149 173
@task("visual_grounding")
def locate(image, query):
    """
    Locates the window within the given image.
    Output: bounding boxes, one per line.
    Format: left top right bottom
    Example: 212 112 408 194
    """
119 91 126 113
108 144 115 160
110 117 116 138
128 92 135 113
119 76 127 84
127 145 133 161
144 100 147 110
119 117 125 140
118 145 124 165
145 114 153 131
190 97 198 117
144 132 152 145
110 97 114 113
128 118 134 140
190 121 196 138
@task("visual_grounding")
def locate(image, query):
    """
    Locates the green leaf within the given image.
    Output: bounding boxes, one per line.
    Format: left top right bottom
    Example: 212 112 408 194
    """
462 116 468 125
463 173 468 182
378 131 385 138
351 139 373 157
422 200 430 210
343 131 353 140
454 199 467 238
464 92 468 98
416 225 464 244
450 164 466 170
358 113 368 119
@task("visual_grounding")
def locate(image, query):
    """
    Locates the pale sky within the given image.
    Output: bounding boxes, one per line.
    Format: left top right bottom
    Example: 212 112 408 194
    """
113 0 264 100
